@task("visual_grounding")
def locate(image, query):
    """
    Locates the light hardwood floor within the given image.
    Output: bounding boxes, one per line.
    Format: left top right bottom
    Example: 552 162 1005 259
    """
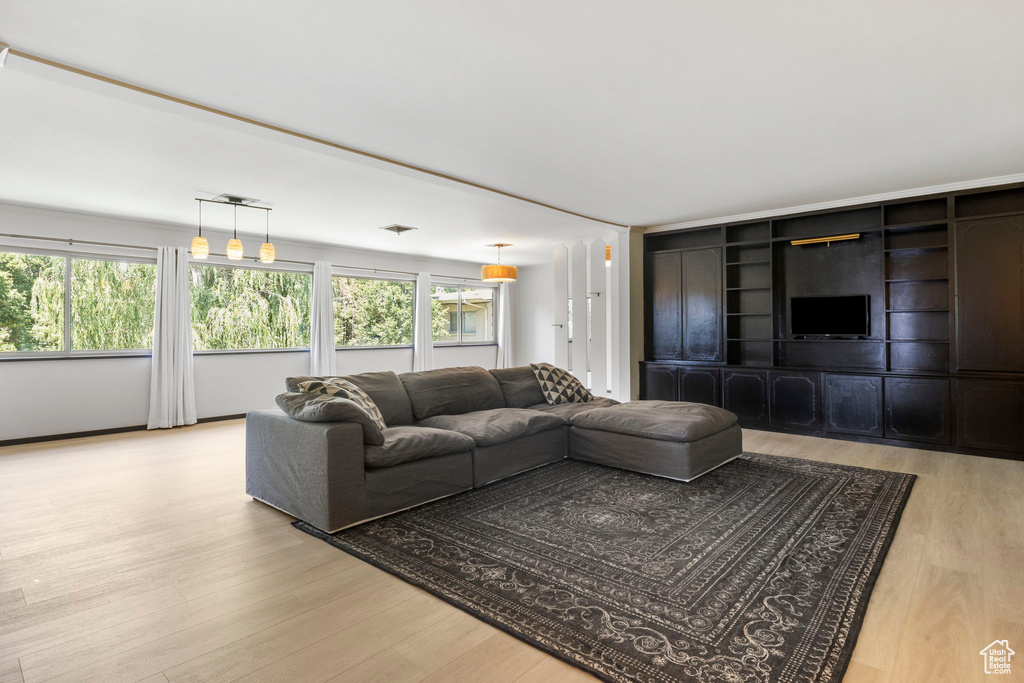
1 420 1022 683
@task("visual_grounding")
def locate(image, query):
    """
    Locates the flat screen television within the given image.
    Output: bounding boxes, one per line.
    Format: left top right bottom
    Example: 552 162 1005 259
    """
790 295 869 336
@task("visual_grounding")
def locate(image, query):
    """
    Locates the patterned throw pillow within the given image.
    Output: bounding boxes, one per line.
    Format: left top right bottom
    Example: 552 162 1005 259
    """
296 378 388 432
529 363 594 405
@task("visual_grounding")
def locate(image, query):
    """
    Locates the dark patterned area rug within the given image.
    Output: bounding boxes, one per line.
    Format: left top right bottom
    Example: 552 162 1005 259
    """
294 454 915 683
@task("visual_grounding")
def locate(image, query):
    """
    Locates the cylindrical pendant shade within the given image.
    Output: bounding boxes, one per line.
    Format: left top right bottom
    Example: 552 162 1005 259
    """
259 242 276 264
605 244 611 267
190 235 209 259
226 238 244 260
481 264 517 282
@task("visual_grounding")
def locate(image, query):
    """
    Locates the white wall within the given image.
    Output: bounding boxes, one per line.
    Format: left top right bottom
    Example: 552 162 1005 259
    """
0 203 496 440
512 264 555 366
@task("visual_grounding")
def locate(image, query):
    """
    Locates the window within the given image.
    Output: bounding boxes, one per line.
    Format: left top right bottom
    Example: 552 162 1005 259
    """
0 251 156 354
190 265 311 350
332 276 414 347
431 284 495 344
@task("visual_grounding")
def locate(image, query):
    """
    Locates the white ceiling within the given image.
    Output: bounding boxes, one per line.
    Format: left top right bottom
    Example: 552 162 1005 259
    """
1 1 1022 263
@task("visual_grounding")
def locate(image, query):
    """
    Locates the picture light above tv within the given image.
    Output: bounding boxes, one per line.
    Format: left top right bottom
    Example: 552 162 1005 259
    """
790 295 870 338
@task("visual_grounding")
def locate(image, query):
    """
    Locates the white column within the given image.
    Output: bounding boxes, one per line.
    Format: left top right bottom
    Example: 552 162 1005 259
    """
586 239 608 396
553 243 569 368
568 240 588 379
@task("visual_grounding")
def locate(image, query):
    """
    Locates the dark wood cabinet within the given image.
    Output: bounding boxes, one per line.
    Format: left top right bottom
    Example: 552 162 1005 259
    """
723 369 769 428
885 377 951 444
649 248 722 362
679 367 721 406
955 215 1024 372
651 252 682 360
642 364 678 401
956 381 1024 453
643 183 1024 460
824 374 883 437
770 371 821 430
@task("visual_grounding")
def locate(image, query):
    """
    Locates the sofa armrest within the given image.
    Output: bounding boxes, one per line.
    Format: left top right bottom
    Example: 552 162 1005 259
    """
245 408 368 532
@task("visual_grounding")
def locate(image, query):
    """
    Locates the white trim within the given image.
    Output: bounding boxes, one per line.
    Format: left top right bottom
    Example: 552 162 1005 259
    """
643 172 1024 234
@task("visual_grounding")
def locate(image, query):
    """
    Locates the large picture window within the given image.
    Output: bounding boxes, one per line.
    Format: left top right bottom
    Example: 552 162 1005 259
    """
431 284 495 344
0 251 156 354
332 276 415 347
190 265 311 350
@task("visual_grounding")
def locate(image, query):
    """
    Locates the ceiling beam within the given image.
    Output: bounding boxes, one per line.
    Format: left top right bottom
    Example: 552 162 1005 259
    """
6 44 629 230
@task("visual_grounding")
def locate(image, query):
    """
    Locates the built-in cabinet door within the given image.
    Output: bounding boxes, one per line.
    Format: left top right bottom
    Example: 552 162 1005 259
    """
642 364 678 401
770 371 821 431
679 367 721 407
955 215 1024 371
956 380 1024 453
884 377 951 444
723 369 769 428
651 253 683 360
824 374 884 437
681 248 723 361
650 249 723 362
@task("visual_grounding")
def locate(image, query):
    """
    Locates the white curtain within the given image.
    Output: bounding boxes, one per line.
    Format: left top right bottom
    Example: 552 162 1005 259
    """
495 281 514 368
147 247 197 429
412 272 434 372
310 261 336 376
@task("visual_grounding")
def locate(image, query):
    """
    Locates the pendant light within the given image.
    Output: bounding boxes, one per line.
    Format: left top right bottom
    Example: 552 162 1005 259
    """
190 201 209 259
481 243 517 282
605 244 611 267
259 210 276 263
226 204 244 260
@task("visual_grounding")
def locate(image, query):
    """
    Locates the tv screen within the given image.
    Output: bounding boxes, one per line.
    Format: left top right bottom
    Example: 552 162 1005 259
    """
790 295 869 336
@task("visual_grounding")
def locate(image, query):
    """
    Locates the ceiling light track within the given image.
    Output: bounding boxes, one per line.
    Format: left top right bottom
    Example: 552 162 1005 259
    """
4 45 628 230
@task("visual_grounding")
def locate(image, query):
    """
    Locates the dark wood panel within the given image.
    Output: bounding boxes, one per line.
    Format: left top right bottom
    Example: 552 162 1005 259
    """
723 369 769 428
955 215 1024 371
641 364 678 401
825 374 883 437
650 252 682 360
957 381 1024 453
888 280 948 311
681 248 723 361
679 367 721 407
889 342 949 373
770 371 821 430
884 377 951 444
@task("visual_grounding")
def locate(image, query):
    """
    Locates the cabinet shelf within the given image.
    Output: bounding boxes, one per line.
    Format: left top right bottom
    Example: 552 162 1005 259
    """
886 308 949 313
726 260 770 266
885 339 949 343
884 219 950 231
780 338 885 343
884 245 948 253
884 277 949 284
727 338 772 342
726 312 770 316
726 286 771 291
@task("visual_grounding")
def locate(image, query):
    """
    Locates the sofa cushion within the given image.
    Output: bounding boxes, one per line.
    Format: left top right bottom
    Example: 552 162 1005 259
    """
419 408 565 446
275 391 386 445
490 366 547 408
364 426 475 468
399 366 505 420
571 400 738 442
530 362 594 405
286 371 414 426
527 396 620 420
295 378 388 433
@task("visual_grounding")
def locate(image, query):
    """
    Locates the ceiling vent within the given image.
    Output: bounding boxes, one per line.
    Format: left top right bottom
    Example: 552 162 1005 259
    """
380 224 418 236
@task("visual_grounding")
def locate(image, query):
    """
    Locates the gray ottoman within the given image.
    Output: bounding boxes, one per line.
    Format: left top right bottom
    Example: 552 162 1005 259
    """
568 400 742 481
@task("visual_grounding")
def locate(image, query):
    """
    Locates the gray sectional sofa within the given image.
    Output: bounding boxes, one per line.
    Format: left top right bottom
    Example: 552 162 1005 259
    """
246 364 742 533
246 365 618 532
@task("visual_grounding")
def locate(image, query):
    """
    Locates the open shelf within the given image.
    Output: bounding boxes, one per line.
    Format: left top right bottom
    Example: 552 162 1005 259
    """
727 286 770 291
885 277 949 284
884 245 948 253
726 260 770 266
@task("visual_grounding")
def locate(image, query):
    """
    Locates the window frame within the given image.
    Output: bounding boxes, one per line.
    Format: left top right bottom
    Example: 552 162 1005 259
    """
431 281 498 347
0 246 158 359
190 260 314 354
330 273 417 350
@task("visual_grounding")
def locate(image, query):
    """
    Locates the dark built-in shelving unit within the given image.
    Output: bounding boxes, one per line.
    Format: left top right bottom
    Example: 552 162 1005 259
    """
642 182 1024 460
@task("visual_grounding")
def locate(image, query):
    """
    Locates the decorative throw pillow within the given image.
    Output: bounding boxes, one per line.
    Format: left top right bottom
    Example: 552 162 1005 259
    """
529 362 594 405
296 378 388 433
275 392 386 445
